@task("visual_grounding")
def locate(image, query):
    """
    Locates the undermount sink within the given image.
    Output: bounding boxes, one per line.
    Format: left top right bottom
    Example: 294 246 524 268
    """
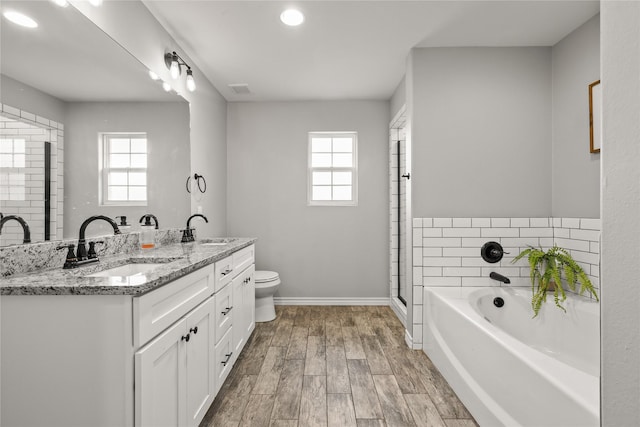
200 237 238 246
87 263 165 278
85 257 180 285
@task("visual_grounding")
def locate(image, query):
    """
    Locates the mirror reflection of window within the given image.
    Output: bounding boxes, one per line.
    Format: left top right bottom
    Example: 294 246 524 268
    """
101 133 148 205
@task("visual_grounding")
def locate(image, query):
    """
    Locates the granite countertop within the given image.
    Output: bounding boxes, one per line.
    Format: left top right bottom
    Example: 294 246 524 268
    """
0 238 257 296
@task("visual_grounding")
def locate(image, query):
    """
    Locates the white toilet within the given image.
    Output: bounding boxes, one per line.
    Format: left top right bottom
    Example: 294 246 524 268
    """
254 270 280 322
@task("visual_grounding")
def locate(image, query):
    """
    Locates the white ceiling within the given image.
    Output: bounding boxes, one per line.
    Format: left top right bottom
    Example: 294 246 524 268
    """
143 0 600 102
0 0 179 102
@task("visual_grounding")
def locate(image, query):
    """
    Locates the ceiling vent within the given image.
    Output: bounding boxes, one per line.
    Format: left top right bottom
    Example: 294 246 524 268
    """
228 83 251 94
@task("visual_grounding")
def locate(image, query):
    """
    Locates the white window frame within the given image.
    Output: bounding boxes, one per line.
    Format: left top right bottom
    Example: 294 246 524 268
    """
307 131 358 206
0 138 26 201
99 132 148 206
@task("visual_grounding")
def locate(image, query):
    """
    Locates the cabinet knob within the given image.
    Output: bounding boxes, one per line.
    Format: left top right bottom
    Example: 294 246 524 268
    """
222 307 232 316
181 334 190 342
190 326 198 334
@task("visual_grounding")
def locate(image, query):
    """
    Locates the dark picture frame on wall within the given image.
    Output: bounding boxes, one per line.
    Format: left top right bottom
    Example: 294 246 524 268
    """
589 80 601 153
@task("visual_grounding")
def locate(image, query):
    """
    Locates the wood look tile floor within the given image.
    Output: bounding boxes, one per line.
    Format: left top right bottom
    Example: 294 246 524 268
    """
200 306 478 427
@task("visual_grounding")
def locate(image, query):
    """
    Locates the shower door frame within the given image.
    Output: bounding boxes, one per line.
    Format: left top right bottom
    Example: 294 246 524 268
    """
389 105 411 328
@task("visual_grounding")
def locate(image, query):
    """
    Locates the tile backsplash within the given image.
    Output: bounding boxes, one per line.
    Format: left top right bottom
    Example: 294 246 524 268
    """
410 217 600 345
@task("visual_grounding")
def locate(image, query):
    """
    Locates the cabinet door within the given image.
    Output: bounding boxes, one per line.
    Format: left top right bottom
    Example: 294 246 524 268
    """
243 265 256 340
215 328 234 393
185 297 216 427
214 284 233 342
135 319 187 427
232 275 244 361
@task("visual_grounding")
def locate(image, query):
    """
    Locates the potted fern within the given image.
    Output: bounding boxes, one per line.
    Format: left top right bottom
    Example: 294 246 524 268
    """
512 245 599 317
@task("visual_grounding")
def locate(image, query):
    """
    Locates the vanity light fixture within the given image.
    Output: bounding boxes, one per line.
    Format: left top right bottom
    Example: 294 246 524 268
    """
164 51 196 92
280 9 304 26
3 10 38 28
148 70 159 81
162 81 171 92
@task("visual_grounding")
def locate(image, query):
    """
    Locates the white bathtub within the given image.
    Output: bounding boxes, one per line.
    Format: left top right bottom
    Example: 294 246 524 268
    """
423 286 599 427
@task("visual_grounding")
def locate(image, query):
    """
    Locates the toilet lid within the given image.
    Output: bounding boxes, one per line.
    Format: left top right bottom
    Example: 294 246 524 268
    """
255 270 279 283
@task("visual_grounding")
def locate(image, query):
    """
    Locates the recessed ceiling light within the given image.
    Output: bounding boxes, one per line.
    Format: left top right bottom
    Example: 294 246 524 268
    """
3 11 38 28
280 9 304 26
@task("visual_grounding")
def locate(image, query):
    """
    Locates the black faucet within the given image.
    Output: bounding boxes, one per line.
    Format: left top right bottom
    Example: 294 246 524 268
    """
490 272 511 284
0 214 31 243
182 214 208 243
77 215 121 262
139 214 159 229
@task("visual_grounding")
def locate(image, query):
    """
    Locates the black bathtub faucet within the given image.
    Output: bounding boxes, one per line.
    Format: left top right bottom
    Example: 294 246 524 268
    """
490 272 511 284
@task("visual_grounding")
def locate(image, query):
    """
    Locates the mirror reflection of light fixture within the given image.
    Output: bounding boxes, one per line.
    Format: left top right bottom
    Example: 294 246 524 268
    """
164 50 196 92
186 69 196 92
162 81 171 92
51 0 69 7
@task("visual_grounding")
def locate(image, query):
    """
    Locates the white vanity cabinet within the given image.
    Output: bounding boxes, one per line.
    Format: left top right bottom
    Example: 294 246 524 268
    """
213 244 256 384
135 244 255 426
0 241 256 427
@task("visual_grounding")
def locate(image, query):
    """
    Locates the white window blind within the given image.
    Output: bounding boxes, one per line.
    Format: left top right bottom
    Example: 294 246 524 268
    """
100 133 147 206
308 132 357 206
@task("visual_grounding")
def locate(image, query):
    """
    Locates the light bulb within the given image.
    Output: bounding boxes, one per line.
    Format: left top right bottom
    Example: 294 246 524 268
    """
186 69 196 92
169 55 180 80
280 9 304 26
3 11 38 28
148 70 159 80
162 81 171 92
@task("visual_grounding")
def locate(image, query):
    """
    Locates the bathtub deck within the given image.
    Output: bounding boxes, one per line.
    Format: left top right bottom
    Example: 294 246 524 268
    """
200 305 478 427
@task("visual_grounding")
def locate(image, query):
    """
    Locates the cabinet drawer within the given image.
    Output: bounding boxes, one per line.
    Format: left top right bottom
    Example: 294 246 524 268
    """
214 327 234 394
214 256 234 293
134 265 214 348
233 245 255 276
214 284 233 343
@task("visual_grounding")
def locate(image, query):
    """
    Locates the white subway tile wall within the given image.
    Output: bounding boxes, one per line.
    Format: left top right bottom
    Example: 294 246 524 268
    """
411 217 600 345
0 105 64 246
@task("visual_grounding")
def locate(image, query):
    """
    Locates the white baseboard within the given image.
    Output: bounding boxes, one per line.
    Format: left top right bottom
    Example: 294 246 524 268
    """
389 298 407 327
403 330 421 349
273 297 390 306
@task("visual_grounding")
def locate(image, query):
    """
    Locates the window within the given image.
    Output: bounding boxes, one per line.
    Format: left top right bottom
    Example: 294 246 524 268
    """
100 133 147 205
308 132 357 206
0 138 26 201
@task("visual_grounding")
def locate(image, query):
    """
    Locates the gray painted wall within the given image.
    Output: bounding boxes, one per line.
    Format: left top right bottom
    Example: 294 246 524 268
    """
601 2 640 425
0 75 66 124
227 101 389 299
551 15 600 218
64 102 190 238
390 77 406 121
409 47 552 218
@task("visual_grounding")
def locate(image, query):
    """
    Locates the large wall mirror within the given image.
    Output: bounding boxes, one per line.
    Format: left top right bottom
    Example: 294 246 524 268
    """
0 1 190 246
